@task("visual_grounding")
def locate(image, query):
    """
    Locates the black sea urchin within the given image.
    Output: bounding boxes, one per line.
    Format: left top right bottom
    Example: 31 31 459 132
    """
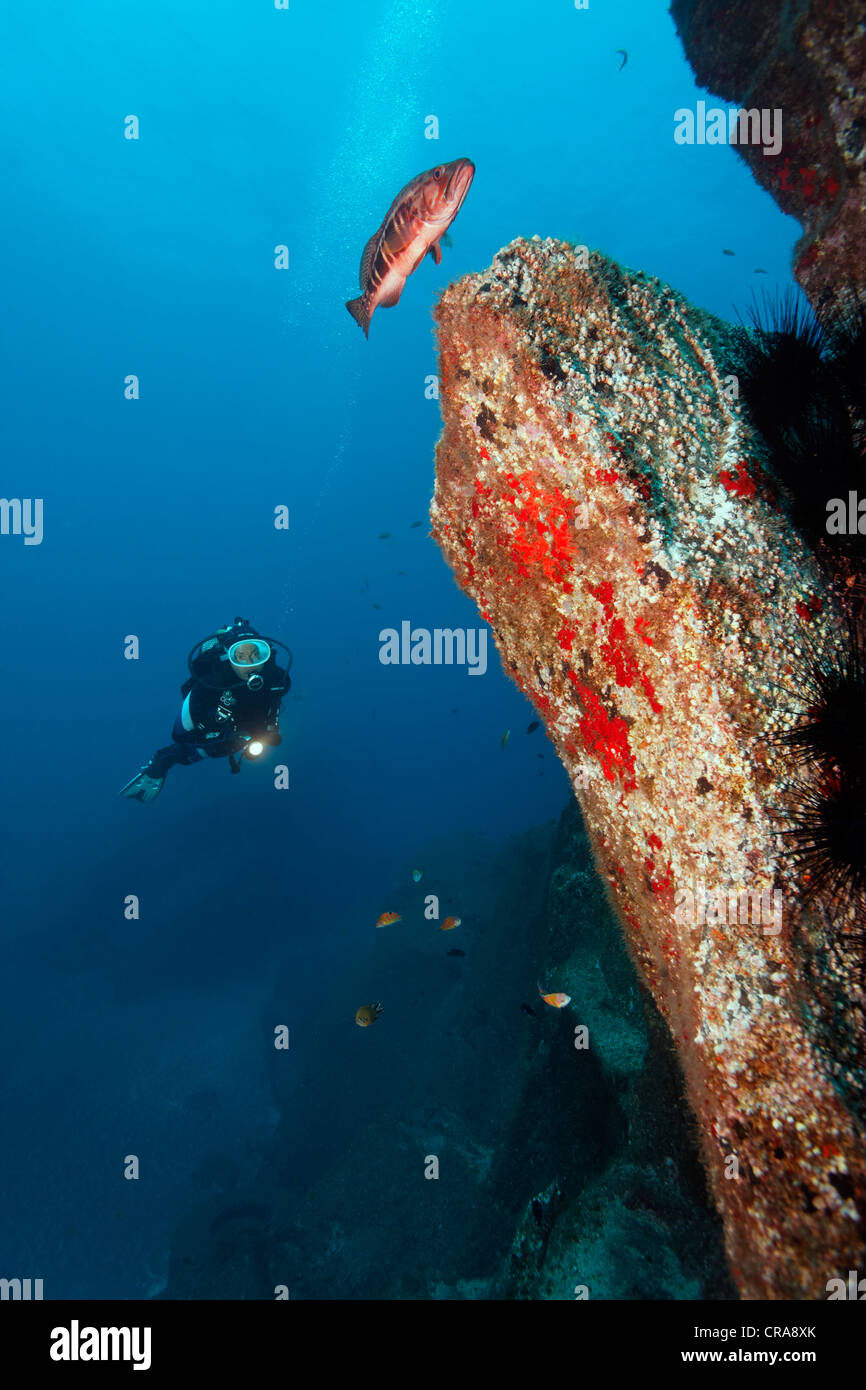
736 289 865 555
737 289 829 444
777 617 866 926
782 771 866 919
778 620 866 778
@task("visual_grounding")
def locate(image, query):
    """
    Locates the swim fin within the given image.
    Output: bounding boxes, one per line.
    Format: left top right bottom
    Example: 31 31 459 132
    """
119 765 165 803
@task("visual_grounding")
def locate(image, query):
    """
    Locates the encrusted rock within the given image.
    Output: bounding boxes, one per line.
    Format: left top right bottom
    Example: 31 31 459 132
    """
671 0 866 310
431 235 865 1298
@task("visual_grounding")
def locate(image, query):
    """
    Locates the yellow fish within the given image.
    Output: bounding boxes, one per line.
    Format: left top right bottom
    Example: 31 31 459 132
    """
440 916 462 931
356 1002 384 1027
501 729 510 750
538 982 571 1008
376 911 402 928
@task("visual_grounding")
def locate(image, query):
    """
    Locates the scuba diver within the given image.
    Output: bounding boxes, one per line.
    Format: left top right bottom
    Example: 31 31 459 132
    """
120 618 293 803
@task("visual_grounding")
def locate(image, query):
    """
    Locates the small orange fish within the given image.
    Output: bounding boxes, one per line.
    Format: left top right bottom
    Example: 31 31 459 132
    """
356 1002 384 1027
538 982 571 1008
440 916 462 931
376 911 402 928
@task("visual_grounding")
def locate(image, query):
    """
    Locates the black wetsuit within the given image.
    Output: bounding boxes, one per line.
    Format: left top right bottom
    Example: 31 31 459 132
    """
149 632 290 778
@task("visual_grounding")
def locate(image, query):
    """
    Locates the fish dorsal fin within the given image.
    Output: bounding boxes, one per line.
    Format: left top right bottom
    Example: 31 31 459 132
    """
359 231 379 289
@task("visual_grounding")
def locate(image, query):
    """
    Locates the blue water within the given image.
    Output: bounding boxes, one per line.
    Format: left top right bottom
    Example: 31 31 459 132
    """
0 0 800 1298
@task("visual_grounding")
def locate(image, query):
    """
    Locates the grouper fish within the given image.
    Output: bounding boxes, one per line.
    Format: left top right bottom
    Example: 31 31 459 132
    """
345 157 475 338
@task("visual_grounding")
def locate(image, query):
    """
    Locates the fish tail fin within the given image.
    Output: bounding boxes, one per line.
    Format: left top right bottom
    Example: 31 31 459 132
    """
345 297 370 337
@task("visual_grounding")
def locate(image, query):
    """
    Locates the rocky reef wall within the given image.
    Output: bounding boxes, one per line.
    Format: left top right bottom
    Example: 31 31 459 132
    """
156 815 730 1299
670 0 866 311
430 236 865 1298
497 803 734 1301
